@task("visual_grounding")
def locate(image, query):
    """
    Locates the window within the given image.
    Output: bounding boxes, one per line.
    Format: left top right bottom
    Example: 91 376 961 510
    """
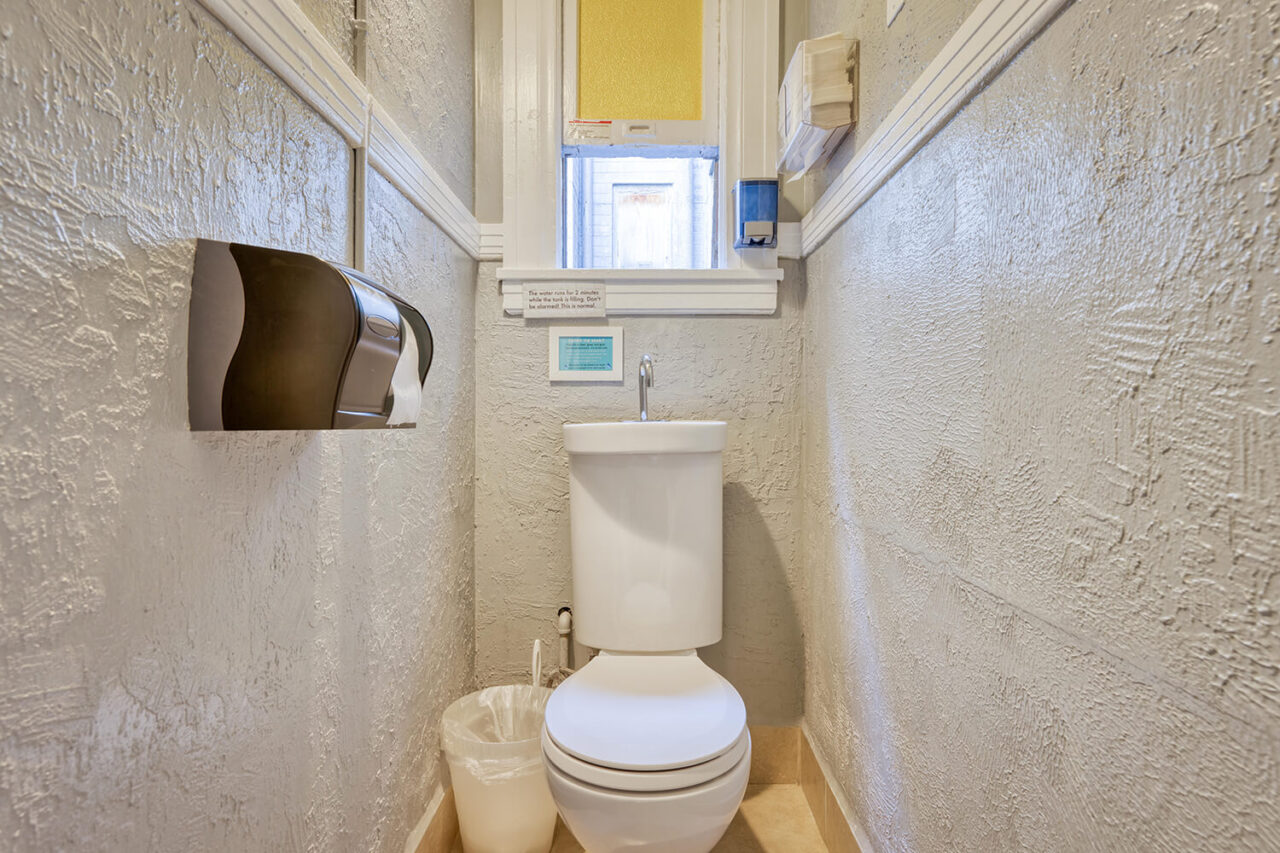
561 0 719 270
575 0 703 123
613 184 674 267
563 156 717 269
499 0 784 316
564 0 717 148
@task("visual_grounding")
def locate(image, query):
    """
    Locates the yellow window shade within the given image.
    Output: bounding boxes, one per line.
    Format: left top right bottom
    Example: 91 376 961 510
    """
577 0 703 121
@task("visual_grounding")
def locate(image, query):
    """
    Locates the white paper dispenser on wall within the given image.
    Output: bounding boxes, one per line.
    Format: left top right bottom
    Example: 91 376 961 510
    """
187 239 433 430
777 33 858 179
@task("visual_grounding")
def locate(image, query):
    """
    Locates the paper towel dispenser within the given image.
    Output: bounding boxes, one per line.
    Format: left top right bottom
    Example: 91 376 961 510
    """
188 239 433 430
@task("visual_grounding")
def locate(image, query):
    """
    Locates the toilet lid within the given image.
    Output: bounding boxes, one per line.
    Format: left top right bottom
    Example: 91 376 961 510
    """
543 653 747 771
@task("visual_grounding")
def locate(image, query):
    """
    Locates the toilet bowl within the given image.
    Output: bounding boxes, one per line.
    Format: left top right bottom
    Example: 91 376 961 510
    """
542 652 750 853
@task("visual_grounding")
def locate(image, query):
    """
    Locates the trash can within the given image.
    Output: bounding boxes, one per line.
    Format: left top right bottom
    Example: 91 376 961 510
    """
442 685 558 853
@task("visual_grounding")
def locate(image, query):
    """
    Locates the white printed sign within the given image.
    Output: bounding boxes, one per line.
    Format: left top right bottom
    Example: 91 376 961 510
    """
523 283 607 318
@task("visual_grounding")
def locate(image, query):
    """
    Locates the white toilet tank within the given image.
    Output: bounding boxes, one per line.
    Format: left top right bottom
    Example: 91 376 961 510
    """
563 421 727 652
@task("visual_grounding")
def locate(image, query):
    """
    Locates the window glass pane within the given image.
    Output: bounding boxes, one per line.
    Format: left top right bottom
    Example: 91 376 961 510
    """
564 155 716 269
613 185 674 268
577 0 702 121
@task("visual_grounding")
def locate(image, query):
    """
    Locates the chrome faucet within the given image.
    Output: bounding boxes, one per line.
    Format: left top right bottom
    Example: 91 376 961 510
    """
638 354 655 421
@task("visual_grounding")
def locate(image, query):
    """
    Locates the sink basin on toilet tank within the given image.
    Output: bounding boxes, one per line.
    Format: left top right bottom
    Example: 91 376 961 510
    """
562 420 728 652
562 420 727 455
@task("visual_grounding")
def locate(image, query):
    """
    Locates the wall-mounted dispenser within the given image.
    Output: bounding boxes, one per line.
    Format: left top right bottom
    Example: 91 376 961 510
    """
733 179 779 249
188 239 433 430
778 34 858 179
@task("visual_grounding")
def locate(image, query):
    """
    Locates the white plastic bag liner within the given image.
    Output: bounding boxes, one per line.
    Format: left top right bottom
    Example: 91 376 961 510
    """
442 685 557 853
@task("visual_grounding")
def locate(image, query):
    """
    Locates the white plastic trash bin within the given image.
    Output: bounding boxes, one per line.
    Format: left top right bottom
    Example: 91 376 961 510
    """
442 685 557 853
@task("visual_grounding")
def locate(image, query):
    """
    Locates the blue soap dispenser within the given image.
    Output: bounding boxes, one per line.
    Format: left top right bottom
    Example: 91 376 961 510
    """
732 179 779 249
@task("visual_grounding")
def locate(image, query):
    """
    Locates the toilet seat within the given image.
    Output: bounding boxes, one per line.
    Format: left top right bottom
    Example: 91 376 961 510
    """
543 727 750 793
543 652 747 775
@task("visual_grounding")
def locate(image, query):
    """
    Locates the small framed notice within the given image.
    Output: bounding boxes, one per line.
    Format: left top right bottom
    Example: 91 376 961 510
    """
523 283 606 318
548 327 623 382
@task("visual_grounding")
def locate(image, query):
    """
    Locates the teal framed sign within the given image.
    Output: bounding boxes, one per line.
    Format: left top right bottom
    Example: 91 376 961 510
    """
548 327 623 382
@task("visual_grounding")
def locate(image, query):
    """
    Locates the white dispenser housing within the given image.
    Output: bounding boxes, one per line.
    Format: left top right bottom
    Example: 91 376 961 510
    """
777 33 858 179
564 421 727 652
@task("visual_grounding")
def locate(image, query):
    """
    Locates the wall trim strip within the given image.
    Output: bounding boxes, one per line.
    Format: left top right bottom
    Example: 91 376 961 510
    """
367 104 482 255
196 0 484 258
477 223 505 261
197 0 367 146
800 0 1071 256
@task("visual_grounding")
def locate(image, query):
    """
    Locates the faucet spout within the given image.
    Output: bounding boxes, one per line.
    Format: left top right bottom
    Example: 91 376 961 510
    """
638 354 655 421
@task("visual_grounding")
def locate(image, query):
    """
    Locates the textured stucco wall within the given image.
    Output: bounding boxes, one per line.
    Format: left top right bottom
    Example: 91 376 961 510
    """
297 0 353 66
802 0 1280 850
473 262 807 724
0 1 475 850
369 0 475 209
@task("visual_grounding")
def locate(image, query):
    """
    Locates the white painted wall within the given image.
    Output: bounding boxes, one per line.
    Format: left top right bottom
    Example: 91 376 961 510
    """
0 1 476 849
474 0 504 224
802 0 1280 849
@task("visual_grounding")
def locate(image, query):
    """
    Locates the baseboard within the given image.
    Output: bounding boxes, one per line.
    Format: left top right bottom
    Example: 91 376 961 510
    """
747 724 801 783
406 785 459 853
800 725 875 853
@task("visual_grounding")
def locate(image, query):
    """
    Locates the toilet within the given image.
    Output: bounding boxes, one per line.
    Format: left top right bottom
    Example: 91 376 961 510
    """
542 421 749 853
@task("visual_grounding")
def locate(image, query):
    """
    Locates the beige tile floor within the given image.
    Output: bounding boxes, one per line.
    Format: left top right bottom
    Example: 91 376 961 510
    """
452 784 826 853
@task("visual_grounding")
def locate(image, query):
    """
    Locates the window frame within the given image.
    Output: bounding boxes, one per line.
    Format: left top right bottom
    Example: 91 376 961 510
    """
498 0 784 316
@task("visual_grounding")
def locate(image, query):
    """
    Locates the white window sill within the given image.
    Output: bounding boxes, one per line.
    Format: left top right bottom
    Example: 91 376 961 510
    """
497 268 784 316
